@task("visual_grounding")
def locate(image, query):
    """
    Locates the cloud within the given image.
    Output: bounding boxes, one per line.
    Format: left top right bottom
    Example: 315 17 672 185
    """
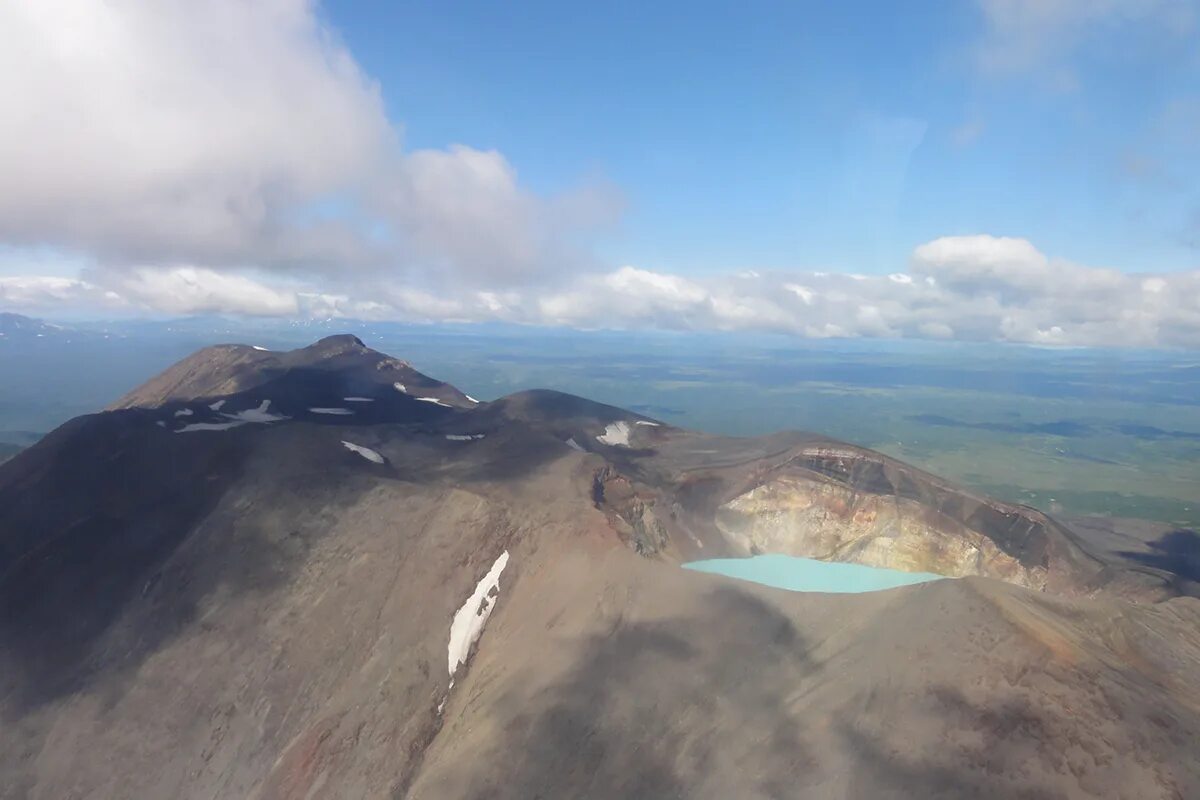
973 0 1196 85
0 276 119 310
0 1 616 284
4 236 1200 347
94 267 301 316
949 117 986 148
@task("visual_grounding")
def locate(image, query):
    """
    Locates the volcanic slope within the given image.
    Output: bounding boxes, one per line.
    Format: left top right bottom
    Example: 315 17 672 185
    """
1 335 1198 799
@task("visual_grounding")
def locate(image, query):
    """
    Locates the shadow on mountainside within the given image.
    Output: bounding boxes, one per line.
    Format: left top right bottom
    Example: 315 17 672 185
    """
839 676 1200 800
838 688 1064 800
447 587 820 800
0 415 404 714
424 576 1200 800
1118 528 1200 585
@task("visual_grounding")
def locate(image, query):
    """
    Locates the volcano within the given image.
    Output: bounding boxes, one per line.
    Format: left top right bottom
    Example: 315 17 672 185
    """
2 335 1198 799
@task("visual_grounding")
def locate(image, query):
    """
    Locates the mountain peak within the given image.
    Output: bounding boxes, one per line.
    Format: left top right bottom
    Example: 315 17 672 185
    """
109 335 467 411
307 333 367 354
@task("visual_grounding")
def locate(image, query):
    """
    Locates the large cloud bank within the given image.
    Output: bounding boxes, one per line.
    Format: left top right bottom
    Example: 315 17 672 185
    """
0 0 618 285
5 235 1199 348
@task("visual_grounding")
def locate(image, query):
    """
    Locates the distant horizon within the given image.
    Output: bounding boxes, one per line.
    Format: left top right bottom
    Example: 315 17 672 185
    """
7 307 1200 356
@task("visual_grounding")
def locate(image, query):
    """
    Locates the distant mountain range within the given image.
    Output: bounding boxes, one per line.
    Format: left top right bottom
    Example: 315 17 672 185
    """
0 312 70 339
1 335 1198 798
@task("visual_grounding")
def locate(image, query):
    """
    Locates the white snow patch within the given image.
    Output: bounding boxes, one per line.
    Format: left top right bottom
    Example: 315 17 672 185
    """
393 382 407 393
251 345 268 351
176 420 249 433
208 399 226 411
635 420 660 427
464 394 480 404
223 399 288 423
309 407 354 415
343 396 374 402
596 421 631 446
445 434 486 441
341 441 384 464
447 551 509 677
565 437 585 452
173 408 194 417
155 420 166 428
416 397 450 407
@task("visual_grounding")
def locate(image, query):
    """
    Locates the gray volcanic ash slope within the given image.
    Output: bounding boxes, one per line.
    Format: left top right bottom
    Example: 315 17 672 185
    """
2 335 1198 799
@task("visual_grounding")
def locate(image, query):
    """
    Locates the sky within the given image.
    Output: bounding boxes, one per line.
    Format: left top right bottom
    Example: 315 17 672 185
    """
0 0 1198 347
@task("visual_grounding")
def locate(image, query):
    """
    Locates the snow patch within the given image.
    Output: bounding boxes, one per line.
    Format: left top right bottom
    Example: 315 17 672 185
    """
341 441 384 464
596 421 631 446
155 421 166 428
565 437 585 452
309 407 354 415
343 396 374 402
464 394 479 404
635 420 660 427
173 408 194 417
208 400 226 411
416 397 450 407
251 345 268 351
224 399 288 423
445 434 486 441
448 551 510 677
393 382 407 393
176 420 249 433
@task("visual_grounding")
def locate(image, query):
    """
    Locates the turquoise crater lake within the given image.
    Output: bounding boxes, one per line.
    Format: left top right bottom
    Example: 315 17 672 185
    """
683 554 946 594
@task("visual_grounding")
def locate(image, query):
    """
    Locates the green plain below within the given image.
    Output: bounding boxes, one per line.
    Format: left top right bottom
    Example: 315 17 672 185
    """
684 554 946 593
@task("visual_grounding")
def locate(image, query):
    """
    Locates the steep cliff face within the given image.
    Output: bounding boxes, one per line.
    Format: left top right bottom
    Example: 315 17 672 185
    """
715 475 1049 588
655 440 1148 597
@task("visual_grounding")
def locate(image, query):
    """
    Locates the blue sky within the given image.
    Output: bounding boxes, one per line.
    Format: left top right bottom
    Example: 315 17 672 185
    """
1 1 1198 347
326 0 1199 275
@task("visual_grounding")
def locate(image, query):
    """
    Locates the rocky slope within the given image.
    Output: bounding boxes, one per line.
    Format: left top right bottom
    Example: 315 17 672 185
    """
1 335 1198 799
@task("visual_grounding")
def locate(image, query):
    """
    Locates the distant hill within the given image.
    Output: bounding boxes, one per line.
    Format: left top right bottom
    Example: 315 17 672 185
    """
0 312 69 340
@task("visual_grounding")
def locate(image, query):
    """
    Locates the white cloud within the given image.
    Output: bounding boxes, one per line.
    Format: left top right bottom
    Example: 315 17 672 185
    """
6 236 1198 347
0 276 118 310
0 1 616 284
96 267 300 316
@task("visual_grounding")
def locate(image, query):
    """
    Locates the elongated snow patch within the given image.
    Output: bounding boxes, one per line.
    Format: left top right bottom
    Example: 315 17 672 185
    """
309 407 354 415
223 399 288 423
464 394 480 404
417 397 450 407
393 382 407 393
251 345 268 351
635 420 660 427
208 400 226 411
445 434 486 441
448 551 509 677
173 408 194 417
176 420 248 433
341 441 384 464
597 421 631 446
343 396 374 402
